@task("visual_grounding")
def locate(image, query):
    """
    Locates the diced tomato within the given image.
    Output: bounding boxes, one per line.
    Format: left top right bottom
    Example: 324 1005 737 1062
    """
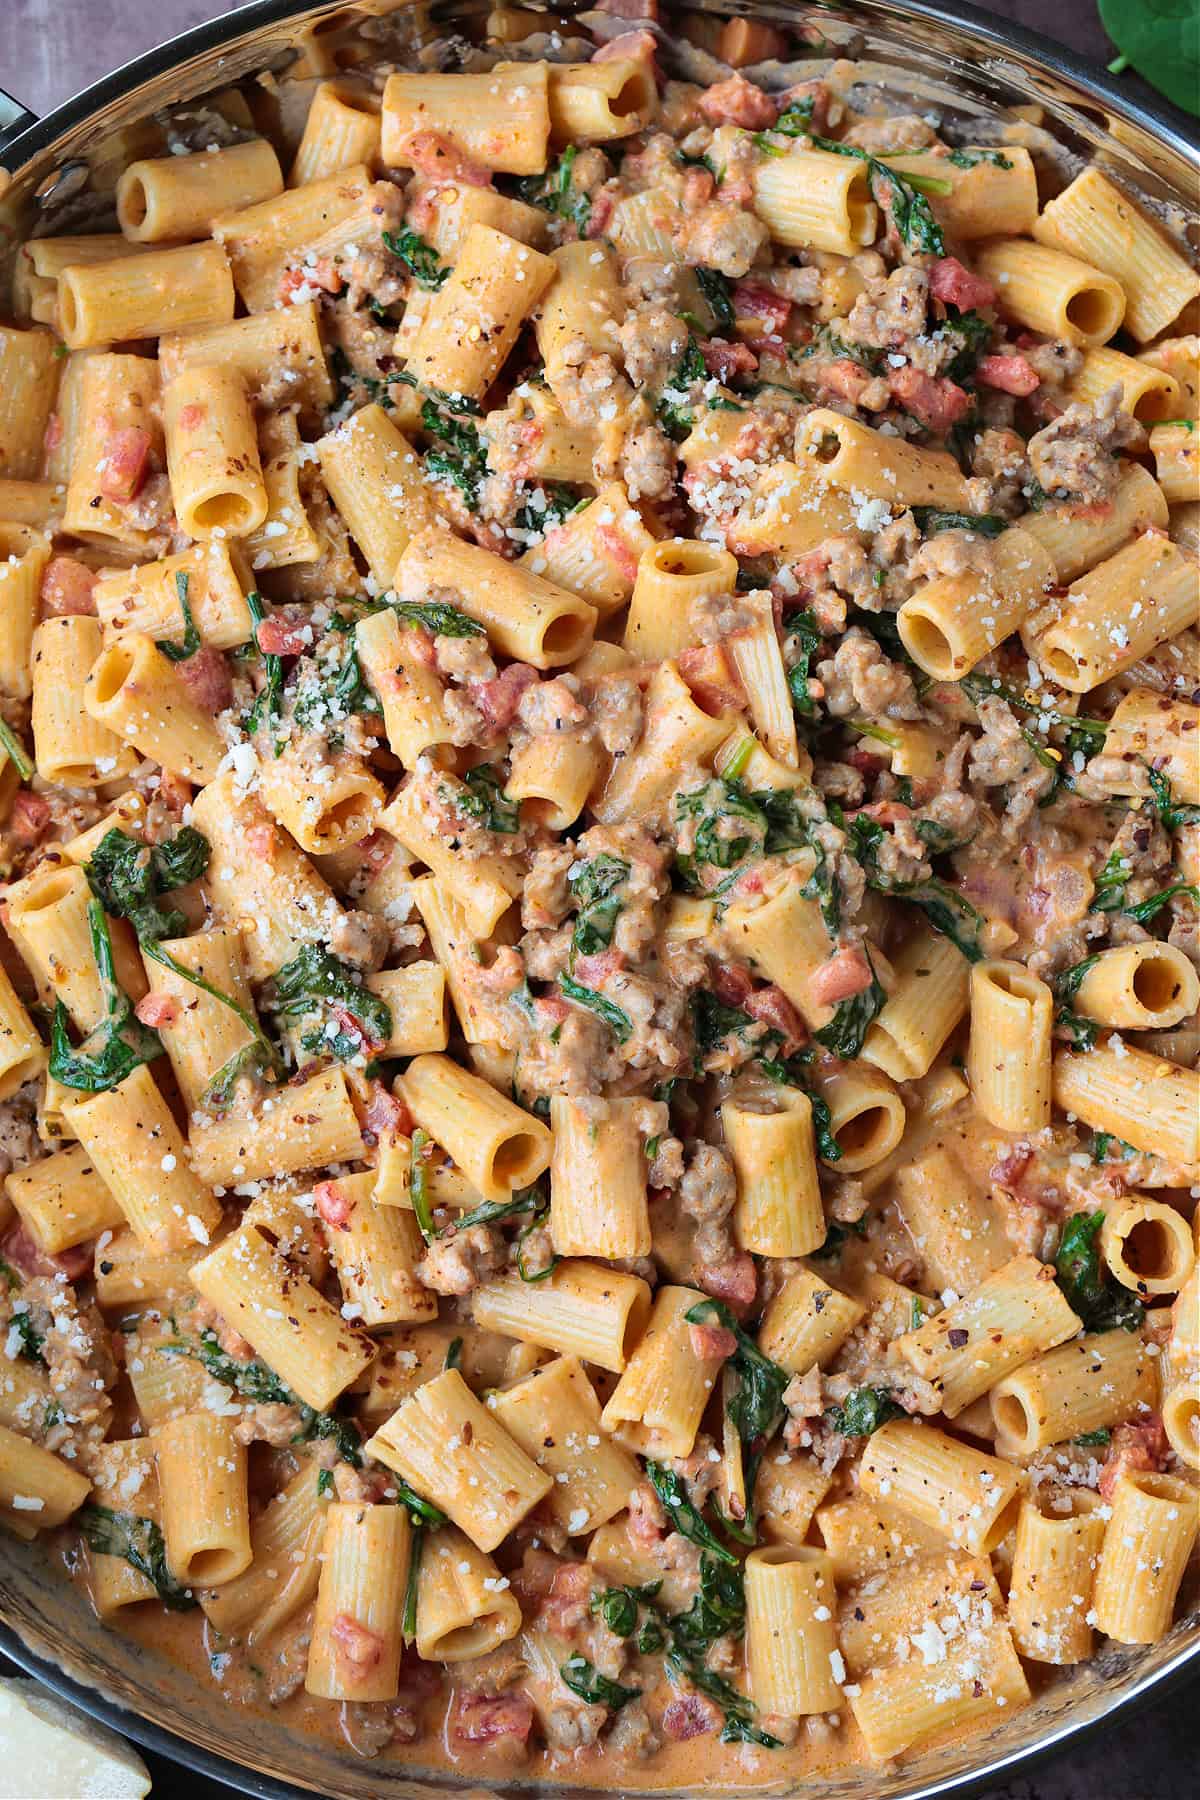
540 1561 595 1636
1098 1416 1168 1499
929 257 997 312
594 28 658 68
99 427 153 503
254 612 313 657
468 663 538 731
585 187 617 240
363 1082 413 1142
845 746 887 776
698 73 776 130
699 338 758 382
279 261 343 304
246 822 277 861
594 524 640 585
397 129 493 189
573 948 627 985
698 1250 757 1317
331 1612 386 1675
744 984 806 1053
176 647 233 714
810 945 875 1005
676 642 746 715
135 992 180 1030
8 791 52 848
682 165 716 208
40 556 98 619
453 1693 535 1745
975 353 1040 397
314 1179 354 1231
887 365 972 433
820 358 876 406
0 1220 91 1282
627 1481 667 1548
711 961 754 1007
733 281 791 337
662 1693 722 1740
688 1321 738 1361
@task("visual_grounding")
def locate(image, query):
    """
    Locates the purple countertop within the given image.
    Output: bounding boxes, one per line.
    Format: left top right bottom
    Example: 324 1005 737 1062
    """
0 3 1195 1797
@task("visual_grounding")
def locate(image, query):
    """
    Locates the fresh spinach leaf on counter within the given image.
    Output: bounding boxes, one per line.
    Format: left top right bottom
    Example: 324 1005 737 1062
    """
1099 0 1200 119
78 1505 197 1609
1054 1211 1144 1333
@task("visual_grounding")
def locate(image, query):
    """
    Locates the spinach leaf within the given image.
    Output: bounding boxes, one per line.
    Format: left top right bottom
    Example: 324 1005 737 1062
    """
911 507 1006 537
847 815 984 959
667 1554 746 1662
695 266 735 334
685 1299 788 1449
591 1581 662 1638
0 718 34 782
657 336 708 441
1099 0 1200 118
421 400 488 508
1124 882 1200 924
813 954 885 1060
664 1643 780 1747
270 944 392 1058
960 671 1108 768
568 853 630 959
827 1386 903 1436
810 136 947 255
163 1328 364 1464
1054 1211 1144 1332
1091 848 1133 913
935 309 993 385
49 901 164 1093
392 599 484 638
393 1478 448 1528
674 781 767 892
410 1128 434 1241
292 633 381 746
243 592 284 747
947 148 1014 168
1148 765 1200 831
812 1217 867 1260
86 825 209 946
402 1522 424 1639
785 610 822 718
645 1461 738 1566
558 972 633 1043
442 1186 545 1235
155 570 201 663
515 145 591 233
78 1505 197 1609
382 227 450 291
559 1656 641 1710
752 93 814 150
1074 1426 1112 1447
1091 1131 1135 1165
1053 956 1101 1047
692 991 759 1058
451 764 520 835
9 1305 44 1364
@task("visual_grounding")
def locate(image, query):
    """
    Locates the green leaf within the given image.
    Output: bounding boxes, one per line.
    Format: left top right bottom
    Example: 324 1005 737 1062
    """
515 146 591 233
558 972 633 1044
759 1055 841 1161
317 1468 335 1498
391 599 484 638
382 227 450 290
1091 848 1133 914
946 148 1014 169
420 401 488 509
1147 765 1200 831
442 1188 544 1235
933 310 993 385
1055 1211 1144 1333
270 944 392 1057
0 717 35 782
452 764 520 835
1099 0 1200 117
810 136 946 255
645 1462 738 1565
86 825 210 947
167 1331 364 1466
785 610 822 719
827 1387 903 1436
695 266 735 334
812 1217 867 1260
244 592 284 747
692 991 758 1056
155 570 201 663
912 507 1006 537
402 1522 424 1638
9 1305 44 1364
411 1128 434 1242
48 902 164 1093
813 955 886 1060
591 1581 662 1638
656 336 708 441
393 1479 448 1527
568 853 630 960
78 1505 197 1609
559 1655 641 1710
1074 1427 1112 1447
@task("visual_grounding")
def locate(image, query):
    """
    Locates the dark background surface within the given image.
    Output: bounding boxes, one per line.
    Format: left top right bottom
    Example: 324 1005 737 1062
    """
1 0 1197 1795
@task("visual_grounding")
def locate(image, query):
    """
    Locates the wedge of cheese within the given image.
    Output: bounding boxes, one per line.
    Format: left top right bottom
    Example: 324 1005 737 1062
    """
0 1678 151 1799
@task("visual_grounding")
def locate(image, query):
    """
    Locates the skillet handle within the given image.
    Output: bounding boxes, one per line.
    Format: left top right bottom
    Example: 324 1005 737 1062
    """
0 86 38 161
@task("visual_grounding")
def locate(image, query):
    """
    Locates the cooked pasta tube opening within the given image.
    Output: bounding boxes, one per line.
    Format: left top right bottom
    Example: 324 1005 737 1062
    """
56 282 81 341
1040 641 1083 685
991 1389 1034 1451
313 789 379 847
608 66 656 118
897 608 955 678
186 1544 245 1585
1131 949 1193 1015
87 641 135 708
1119 1215 1191 1287
191 490 259 535
423 1616 512 1660
540 610 594 659
1162 1385 1200 1468
648 541 734 580
493 1132 548 1187
1064 285 1123 341
984 1489 1024 1552
118 173 150 231
11 866 75 917
836 1105 894 1159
